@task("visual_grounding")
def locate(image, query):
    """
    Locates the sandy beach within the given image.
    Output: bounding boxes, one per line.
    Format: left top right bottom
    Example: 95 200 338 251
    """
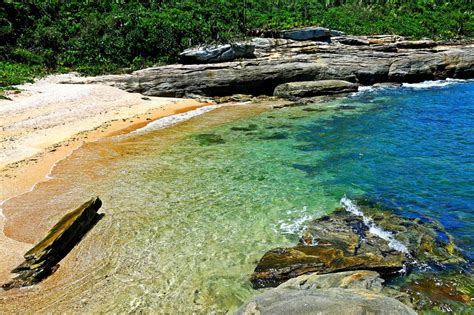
0 75 208 283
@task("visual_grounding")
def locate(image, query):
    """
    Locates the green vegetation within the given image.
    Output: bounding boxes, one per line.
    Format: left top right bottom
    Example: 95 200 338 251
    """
1 0 473 87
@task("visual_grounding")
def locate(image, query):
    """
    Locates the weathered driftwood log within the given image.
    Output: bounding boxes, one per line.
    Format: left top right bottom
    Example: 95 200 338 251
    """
2 197 103 290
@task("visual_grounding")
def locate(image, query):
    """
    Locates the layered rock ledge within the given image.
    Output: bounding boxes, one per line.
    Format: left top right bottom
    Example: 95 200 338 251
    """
59 35 474 98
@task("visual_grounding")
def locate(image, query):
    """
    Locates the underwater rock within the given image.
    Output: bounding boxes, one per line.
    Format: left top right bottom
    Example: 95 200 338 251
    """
194 133 225 145
259 132 288 140
239 271 416 315
273 80 359 98
230 124 259 132
2 197 103 290
398 273 473 312
251 201 466 289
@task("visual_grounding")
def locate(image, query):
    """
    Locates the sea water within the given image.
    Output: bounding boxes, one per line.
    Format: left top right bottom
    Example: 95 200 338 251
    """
2 80 472 312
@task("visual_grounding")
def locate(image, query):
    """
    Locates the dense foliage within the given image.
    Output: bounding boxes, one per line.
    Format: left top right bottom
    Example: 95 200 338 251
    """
1 0 473 86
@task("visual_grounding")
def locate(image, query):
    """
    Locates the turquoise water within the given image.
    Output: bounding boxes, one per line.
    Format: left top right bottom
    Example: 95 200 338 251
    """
5 81 472 312
291 81 474 260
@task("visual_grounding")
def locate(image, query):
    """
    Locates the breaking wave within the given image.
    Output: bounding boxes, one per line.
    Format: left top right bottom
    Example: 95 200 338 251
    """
340 196 409 254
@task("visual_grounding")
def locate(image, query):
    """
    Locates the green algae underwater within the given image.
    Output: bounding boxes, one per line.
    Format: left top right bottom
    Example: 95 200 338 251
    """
1 81 473 313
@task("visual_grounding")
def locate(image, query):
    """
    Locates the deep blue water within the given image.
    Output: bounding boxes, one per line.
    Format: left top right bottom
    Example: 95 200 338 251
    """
293 81 474 259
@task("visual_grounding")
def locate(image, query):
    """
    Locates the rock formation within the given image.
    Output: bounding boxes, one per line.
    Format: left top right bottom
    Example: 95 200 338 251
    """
58 34 474 98
238 271 417 315
273 80 359 98
2 197 103 290
251 200 466 289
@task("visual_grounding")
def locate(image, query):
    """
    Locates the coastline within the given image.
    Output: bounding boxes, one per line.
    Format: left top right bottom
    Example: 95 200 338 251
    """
0 78 211 202
0 78 213 284
0 78 471 312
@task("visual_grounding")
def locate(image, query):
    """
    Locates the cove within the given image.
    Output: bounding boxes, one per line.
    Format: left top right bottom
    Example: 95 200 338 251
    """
1 80 472 313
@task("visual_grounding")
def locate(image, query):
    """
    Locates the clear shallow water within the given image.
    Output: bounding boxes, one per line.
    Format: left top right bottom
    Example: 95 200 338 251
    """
2 81 473 313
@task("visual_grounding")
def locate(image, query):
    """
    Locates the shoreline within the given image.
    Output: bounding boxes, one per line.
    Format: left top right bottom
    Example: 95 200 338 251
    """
0 79 212 203
0 77 471 312
0 79 216 284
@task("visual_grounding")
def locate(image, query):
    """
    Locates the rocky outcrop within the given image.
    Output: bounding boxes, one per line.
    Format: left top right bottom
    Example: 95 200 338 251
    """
396 39 436 49
279 27 331 41
2 197 103 290
334 36 370 46
238 271 416 315
59 36 474 97
251 200 466 289
273 80 358 98
179 43 255 64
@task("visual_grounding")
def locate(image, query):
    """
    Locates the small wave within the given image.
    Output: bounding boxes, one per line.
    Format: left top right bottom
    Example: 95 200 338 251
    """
128 105 220 136
402 78 469 89
340 196 409 253
273 208 312 235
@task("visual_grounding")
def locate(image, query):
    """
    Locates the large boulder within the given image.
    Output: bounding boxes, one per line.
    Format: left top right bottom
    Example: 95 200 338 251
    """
179 43 255 64
238 271 416 315
2 197 103 290
273 80 359 98
279 27 331 41
251 199 466 289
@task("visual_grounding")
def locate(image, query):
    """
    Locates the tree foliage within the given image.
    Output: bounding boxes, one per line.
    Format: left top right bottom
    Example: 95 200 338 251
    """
1 0 472 78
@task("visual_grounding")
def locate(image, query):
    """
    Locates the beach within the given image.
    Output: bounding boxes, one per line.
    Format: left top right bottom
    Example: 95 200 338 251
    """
0 76 208 285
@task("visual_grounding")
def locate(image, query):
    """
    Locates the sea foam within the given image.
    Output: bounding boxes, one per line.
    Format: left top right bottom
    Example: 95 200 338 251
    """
340 196 409 254
402 78 469 89
128 105 220 136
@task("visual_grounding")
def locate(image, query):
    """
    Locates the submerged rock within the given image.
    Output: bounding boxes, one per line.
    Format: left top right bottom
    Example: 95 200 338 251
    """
273 80 359 98
251 201 466 289
259 132 288 140
398 273 474 312
239 271 416 315
2 197 103 290
194 133 225 145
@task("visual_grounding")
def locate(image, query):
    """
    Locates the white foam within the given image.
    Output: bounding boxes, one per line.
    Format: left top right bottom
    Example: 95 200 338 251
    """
128 105 220 136
340 196 409 254
273 207 312 235
402 78 469 89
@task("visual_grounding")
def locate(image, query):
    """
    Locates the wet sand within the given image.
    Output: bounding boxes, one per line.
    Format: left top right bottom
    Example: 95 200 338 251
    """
0 77 209 285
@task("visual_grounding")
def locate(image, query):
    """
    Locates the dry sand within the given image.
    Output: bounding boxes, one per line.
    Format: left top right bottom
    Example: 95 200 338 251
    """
0 74 209 282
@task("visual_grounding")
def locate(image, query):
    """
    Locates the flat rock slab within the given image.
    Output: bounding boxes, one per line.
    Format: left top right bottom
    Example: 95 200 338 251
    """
273 80 359 98
2 197 102 290
237 287 416 315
